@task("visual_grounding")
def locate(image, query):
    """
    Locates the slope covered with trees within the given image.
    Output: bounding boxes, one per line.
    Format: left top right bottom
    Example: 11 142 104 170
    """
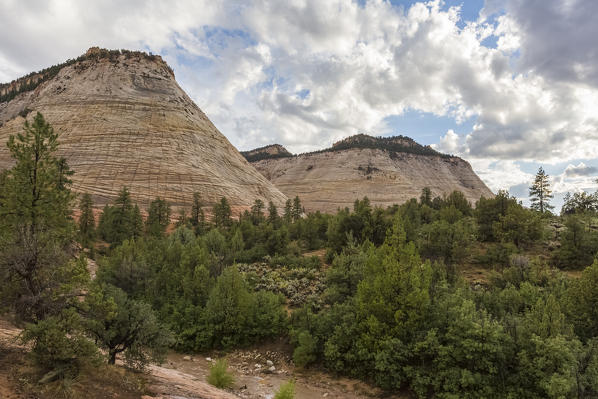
3 115 598 398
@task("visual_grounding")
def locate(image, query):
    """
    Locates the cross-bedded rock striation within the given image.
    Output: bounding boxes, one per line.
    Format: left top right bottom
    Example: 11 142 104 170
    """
0 48 287 212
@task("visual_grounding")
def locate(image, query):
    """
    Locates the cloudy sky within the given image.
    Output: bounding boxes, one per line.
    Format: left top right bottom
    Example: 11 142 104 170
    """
1 0 597 209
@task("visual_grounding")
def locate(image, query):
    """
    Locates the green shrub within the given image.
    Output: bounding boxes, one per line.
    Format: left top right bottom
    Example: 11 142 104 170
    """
274 379 295 399
207 359 234 389
292 331 317 368
21 310 101 377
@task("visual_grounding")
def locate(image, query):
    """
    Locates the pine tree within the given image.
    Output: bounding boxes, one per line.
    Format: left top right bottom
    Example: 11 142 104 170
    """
529 167 554 213
292 196 302 222
0 112 82 321
190 192 205 227
97 187 143 244
132 204 144 238
79 193 96 247
420 187 432 206
267 201 279 225
146 197 171 237
251 199 265 224
283 199 293 223
213 197 232 228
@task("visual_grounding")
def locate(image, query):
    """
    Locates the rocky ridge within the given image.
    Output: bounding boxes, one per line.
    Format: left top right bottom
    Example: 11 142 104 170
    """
0 47 286 212
245 135 494 213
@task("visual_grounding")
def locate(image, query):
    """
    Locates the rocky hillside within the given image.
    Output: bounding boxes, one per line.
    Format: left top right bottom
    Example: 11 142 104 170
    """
246 134 493 213
0 47 286 212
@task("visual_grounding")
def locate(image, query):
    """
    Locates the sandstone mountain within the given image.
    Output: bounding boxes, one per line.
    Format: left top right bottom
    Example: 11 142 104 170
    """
244 134 493 213
0 47 286 212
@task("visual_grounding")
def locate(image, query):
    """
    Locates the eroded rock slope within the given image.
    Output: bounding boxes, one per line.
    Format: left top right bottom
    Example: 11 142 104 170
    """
246 135 493 213
0 48 286 212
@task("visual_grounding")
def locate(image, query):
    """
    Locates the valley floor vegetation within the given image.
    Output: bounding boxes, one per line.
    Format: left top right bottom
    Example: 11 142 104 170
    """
2 113 598 398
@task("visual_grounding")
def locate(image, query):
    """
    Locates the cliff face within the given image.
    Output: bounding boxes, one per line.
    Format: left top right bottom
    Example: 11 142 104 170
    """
0 48 287 211
248 137 494 213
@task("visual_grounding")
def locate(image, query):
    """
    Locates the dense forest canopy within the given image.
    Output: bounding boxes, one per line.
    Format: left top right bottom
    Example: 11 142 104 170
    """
2 115 598 397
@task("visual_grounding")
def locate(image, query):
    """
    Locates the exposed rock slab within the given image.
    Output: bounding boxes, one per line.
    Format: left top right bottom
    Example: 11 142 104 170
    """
0 49 286 212
251 147 494 213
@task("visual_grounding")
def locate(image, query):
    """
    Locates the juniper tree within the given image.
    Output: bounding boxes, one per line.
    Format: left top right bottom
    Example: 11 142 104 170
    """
84 283 173 367
529 167 554 213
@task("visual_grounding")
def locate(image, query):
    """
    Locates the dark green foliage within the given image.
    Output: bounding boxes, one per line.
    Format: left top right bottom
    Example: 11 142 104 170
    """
267 201 280 225
84 283 173 368
418 217 475 267
190 192 207 232
95 234 287 352
529 166 554 213
251 199 265 224
492 201 544 248
240 144 293 162
4 120 595 399
292 331 318 368
323 243 369 304
78 193 95 247
207 359 235 388
97 187 143 245
213 197 232 228
475 191 545 248
145 197 171 237
566 260 598 341
475 190 519 241
562 191 598 215
419 187 432 206
21 309 101 377
552 216 598 269
0 113 83 322
327 197 390 254
289 211 329 250
292 196 302 222
304 134 450 158
201 266 287 349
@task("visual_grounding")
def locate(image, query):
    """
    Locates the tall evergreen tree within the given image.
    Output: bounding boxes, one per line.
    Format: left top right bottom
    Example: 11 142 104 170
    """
283 199 293 223
251 199 265 224
213 197 232 228
529 167 554 213
420 187 432 206
97 187 143 244
0 113 84 321
78 193 96 247
267 201 279 225
132 204 144 238
146 197 171 237
190 192 205 227
292 196 302 222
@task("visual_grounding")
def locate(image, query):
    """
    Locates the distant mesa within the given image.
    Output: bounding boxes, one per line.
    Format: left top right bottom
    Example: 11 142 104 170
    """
0 47 287 212
244 133 493 213
241 144 293 163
